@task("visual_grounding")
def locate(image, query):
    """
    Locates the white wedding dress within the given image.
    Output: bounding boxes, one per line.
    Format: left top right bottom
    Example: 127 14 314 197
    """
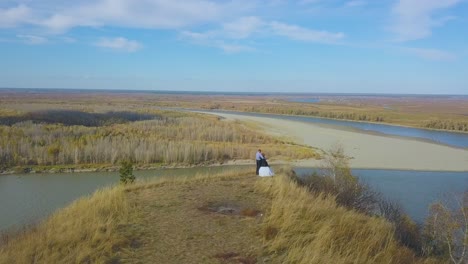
259 166 274 177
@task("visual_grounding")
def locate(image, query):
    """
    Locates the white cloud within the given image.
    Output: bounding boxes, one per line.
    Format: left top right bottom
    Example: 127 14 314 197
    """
2 0 252 33
218 43 255 53
180 16 264 52
390 0 462 42
94 37 142 52
2 1 345 51
181 17 345 52
222 16 264 39
180 30 255 53
16 34 47 44
180 30 214 42
402 47 456 61
0 4 32 28
269 21 345 43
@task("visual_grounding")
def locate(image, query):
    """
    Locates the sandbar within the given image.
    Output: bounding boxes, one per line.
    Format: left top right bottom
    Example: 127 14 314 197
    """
205 112 468 171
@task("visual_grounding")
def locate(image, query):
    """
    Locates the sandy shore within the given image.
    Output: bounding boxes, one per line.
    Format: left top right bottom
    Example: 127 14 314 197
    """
206 112 468 171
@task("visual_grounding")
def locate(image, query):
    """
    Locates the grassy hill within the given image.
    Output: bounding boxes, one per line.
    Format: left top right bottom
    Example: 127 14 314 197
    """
0 169 437 264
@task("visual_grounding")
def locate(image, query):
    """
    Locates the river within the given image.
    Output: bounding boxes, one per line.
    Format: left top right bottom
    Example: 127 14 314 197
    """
2 110 468 233
204 110 468 148
1 166 467 232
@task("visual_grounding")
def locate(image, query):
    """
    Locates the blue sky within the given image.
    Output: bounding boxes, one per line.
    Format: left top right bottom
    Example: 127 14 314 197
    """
1 0 467 94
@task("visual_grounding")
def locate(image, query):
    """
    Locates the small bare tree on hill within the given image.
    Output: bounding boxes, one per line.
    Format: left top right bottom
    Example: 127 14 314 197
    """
423 192 468 264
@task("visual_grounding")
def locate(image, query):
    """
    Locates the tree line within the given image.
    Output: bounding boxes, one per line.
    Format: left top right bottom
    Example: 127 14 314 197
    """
0 110 156 127
239 106 386 122
0 111 316 170
424 120 468 132
204 104 468 133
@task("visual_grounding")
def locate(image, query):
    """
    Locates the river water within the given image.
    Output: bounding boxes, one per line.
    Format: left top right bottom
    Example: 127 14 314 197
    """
0 166 241 232
1 110 468 233
1 166 467 232
294 168 468 223
205 110 468 148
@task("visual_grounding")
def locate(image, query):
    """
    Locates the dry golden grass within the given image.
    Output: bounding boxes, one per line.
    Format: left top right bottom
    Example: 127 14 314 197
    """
1 168 439 263
256 173 438 264
119 169 269 263
0 186 132 264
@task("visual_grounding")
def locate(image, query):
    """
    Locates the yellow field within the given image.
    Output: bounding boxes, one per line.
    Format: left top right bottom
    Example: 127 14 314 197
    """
1 90 467 132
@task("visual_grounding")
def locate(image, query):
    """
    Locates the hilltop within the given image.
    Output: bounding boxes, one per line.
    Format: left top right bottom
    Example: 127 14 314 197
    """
0 169 436 264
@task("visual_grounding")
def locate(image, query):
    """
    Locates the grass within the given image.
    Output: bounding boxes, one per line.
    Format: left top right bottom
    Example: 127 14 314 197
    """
0 168 440 263
0 186 132 263
119 169 269 263
256 170 438 264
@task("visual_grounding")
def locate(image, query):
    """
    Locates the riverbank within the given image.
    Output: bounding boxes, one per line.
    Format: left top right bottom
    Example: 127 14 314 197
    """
0 159 291 176
0 169 434 263
208 112 468 171
0 161 243 175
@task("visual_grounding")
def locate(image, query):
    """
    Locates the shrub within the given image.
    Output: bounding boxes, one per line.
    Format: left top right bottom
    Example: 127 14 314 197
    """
422 192 468 263
119 160 135 184
296 146 424 254
377 198 422 253
297 145 379 214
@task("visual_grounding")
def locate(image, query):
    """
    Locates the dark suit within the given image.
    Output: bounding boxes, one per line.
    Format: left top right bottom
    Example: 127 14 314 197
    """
256 159 262 175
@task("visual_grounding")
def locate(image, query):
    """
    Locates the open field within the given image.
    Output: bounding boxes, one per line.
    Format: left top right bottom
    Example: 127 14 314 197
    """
2 89 467 172
0 169 440 264
1 89 468 132
0 93 317 172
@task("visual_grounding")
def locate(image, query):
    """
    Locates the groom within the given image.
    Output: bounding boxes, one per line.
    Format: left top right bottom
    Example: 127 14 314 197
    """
256 149 264 175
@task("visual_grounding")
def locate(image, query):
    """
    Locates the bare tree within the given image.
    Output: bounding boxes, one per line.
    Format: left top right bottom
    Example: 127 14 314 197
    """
316 144 378 214
321 143 352 184
423 191 468 264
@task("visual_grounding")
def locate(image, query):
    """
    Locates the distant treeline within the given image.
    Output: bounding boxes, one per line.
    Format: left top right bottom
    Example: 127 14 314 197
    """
0 111 316 169
207 104 468 132
424 120 468 132
214 105 386 122
0 110 157 127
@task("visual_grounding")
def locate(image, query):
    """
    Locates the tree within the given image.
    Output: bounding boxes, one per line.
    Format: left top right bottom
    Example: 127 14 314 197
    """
47 145 60 165
423 192 468 264
119 160 135 184
321 144 352 184
310 144 378 214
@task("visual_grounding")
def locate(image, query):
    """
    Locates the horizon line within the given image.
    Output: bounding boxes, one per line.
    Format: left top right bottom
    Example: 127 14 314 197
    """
1 87 467 97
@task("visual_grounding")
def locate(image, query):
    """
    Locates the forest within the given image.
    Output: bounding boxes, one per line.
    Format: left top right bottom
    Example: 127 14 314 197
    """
0 109 316 172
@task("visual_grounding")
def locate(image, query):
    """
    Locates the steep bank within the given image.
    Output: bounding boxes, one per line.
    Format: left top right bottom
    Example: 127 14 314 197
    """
0 169 436 263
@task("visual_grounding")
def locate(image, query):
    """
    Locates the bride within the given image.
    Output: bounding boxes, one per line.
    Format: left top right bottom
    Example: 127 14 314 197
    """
258 154 274 177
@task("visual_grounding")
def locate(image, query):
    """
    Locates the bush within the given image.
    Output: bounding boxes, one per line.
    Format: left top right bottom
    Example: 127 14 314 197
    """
297 145 378 214
119 160 135 184
295 145 424 254
377 198 422 253
422 192 468 263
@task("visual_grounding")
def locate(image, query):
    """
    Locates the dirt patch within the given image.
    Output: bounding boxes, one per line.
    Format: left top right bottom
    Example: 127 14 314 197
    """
264 226 279 240
240 208 261 217
198 201 262 217
214 252 257 264
198 202 239 215
118 173 273 263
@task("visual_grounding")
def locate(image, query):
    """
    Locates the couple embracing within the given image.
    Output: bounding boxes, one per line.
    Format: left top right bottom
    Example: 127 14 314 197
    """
256 149 274 177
